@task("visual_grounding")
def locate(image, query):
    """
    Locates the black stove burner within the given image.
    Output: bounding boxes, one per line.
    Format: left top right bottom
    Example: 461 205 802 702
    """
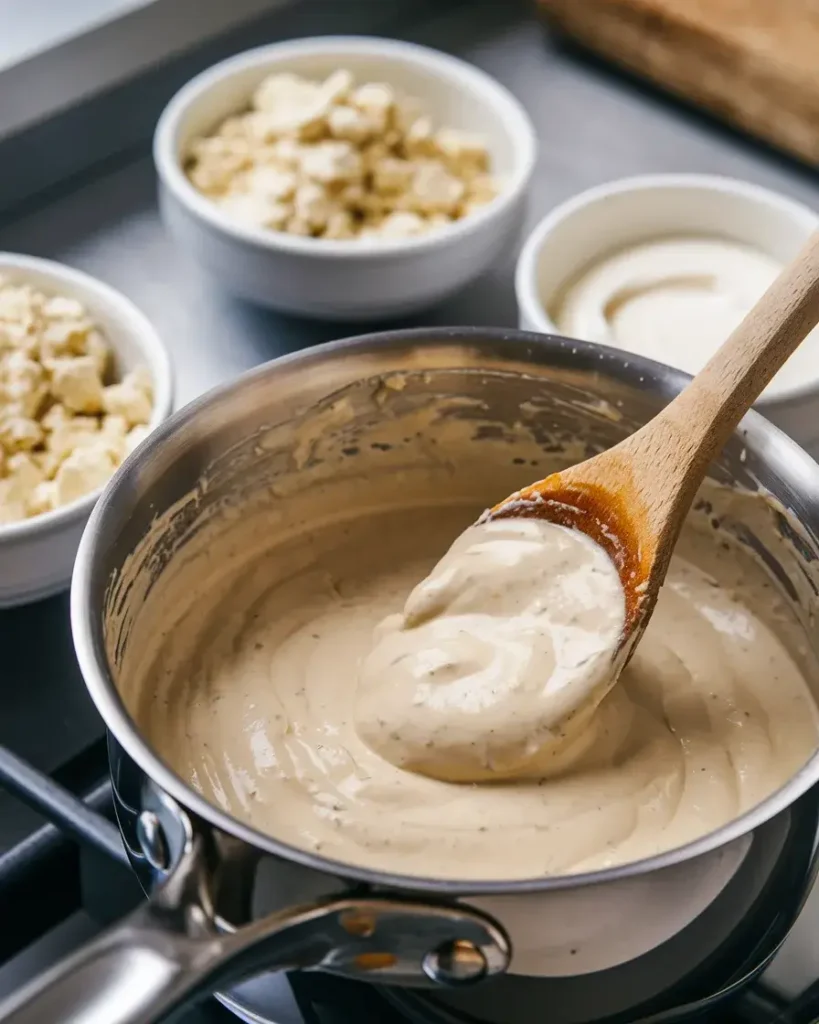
173 973 799 1024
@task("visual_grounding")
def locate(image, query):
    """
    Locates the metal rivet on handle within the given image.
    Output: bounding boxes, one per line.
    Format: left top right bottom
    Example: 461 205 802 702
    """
422 939 488 985
340 910 377 938
136 809 170 871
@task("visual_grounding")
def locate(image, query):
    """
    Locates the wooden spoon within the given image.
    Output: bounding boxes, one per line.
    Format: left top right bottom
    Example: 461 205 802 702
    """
485 230 819 659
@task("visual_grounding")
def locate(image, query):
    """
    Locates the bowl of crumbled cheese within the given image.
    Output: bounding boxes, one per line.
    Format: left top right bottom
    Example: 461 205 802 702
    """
0 254 172 607
153 36 536 320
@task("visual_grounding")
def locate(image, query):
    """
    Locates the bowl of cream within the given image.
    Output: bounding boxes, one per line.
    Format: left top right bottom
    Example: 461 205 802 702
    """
516 175 819 449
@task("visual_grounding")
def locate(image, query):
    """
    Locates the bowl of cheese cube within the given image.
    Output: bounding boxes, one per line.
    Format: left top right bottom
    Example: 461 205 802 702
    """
0 254 172 606
153 36 536 320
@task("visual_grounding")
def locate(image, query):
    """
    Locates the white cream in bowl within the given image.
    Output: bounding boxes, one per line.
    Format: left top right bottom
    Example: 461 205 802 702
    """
554 235 819 402
515 175 819 447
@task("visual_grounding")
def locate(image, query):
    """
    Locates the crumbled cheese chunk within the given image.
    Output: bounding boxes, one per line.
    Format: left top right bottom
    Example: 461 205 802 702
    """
285 215 312 237
427 212 453 230
0 279 154 523
27 479 58 517
101 414 128 440
42 295 86 321
376 211 427 239
326 104 375 144
372 157 414 195
52 446 118 508
39 317 93 361
292 182 336 230
0 482 25 523
253 72 316 114
242 166 298 202
46 415 101 464
434 129 491 175
41 402 71 433
49 355 104 413
404 116 436 158
187 143 250 195
408 160 465 214
185 68 499 243
320 69 354 106
84 329 110 377
300 141 362 184
7 452 44 498
349 82 394 135
0 285 39 325
1 351 46 418
5 452 48 518
250 73 328 140
262 137 303 169
102 367 153 427
0 413 43 453
324 210 356 240
217 193 290 230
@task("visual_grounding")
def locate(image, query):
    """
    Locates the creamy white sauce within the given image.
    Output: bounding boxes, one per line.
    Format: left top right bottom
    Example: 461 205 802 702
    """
356 518 625 782
554 237 819 400
136 503 819 881
113 379 819 883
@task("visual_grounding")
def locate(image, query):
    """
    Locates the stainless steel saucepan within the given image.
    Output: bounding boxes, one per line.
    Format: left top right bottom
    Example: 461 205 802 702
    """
3 328 819 1024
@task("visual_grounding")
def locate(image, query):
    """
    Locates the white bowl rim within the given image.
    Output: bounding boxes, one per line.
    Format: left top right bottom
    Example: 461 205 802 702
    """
153 34 537 259
515 172 819 408
0 252 174 546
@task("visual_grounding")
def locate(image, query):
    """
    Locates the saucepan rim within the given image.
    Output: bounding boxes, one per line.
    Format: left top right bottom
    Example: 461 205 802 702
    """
70 326 819 895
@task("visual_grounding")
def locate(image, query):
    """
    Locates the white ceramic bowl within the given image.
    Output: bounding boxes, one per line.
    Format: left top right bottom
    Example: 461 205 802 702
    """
515 174 819 450
153 36 537 321
0 254 173 607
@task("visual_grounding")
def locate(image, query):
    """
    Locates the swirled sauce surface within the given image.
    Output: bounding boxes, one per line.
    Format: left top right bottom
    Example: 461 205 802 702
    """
356 518 625 782
139 504 819 880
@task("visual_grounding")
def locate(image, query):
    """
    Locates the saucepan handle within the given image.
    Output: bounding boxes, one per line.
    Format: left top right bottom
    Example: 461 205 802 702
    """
0 798 510 1024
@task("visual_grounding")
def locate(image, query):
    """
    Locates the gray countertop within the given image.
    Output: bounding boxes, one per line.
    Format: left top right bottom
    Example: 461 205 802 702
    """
0 0 294 140
0 0 818 998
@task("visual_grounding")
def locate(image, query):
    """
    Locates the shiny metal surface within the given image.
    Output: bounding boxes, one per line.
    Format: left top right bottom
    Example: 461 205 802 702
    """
135 810 170 872
423 941 489 986
0 785 510 1024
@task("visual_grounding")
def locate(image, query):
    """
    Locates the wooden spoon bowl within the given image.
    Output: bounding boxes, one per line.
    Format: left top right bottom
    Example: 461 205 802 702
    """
484 473 646 635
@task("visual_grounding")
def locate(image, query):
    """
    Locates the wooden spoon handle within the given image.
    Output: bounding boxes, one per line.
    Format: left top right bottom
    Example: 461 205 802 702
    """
630 229 819 509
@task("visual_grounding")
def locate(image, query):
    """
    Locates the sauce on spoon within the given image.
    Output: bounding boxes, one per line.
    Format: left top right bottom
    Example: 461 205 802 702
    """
357 230 819 783
356 518 625 782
